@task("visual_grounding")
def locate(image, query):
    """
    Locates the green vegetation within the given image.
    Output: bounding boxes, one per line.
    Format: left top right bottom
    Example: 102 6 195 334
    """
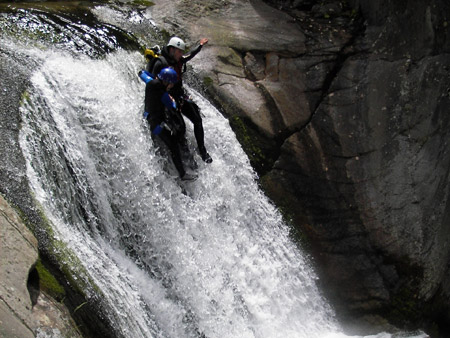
203 76 214 87
36 258 66 301
230 116 268 173
350 8 358 18
131 0 155 6
34 202 102 297
159 28 172 41
74 301 88 314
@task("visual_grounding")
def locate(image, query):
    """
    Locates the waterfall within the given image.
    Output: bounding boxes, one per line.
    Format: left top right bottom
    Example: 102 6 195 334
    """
18 45 338 337
1 5 427 338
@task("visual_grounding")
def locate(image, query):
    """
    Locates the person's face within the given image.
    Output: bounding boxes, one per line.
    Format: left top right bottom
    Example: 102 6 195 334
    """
163 81 174 91
171 47 183 62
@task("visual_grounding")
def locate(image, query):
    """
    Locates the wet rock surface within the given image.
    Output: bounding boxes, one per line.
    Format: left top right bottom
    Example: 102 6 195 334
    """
150 0 450 334
0 194 82 337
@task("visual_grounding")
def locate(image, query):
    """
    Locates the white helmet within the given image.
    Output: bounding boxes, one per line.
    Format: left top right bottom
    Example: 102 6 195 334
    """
167 37 186 51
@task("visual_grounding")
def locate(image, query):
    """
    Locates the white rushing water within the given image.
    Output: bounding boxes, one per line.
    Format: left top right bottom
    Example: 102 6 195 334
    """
15 43 428 338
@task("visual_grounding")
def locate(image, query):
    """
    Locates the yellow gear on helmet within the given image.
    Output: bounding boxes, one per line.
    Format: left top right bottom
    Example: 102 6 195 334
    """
144 48 157 60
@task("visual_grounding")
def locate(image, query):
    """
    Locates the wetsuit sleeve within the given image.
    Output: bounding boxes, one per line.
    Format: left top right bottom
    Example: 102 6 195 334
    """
182 44 203 63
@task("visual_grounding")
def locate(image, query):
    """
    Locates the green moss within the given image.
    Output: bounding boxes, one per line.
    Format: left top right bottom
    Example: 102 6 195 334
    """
159 29 172 43
229 115 276 176
20 90 31 107
203 76 213 87
36 258 66 301
0 13 63 46
22 196 108 336
30 194 103 297
234 117 261 154
8 200 36 234
2 190 104 334
217 49 242 68
131 0 155 6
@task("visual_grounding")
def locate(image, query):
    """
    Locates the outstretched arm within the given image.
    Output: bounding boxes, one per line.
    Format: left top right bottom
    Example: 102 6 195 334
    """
182 38 208 63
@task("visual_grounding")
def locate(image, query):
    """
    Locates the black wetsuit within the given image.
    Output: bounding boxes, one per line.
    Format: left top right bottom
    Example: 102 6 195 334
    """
145 78 186 177
148 45 209 156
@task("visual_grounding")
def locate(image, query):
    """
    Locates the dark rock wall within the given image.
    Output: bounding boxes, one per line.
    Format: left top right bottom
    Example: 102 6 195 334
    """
262 0 450 333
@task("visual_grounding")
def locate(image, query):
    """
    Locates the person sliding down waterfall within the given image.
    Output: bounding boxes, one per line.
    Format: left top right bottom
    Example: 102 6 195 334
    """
147 36 213 163
145 67 198 181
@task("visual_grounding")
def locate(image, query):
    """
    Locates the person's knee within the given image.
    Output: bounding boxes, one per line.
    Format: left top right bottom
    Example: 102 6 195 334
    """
183 102 201 122
190 111 202 126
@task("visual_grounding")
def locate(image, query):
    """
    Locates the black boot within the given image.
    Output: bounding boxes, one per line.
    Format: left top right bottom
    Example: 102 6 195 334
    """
181 172 198 181
199 147 212 163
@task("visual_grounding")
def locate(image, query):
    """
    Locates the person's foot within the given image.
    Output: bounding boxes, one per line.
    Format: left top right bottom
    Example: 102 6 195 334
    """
200 151 212 163
181 173 198 181
189 158 198 170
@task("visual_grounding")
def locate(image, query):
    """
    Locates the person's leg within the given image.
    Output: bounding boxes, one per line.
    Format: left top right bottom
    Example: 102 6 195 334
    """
159 130 197 181
181 100 212 163
159 130 185 177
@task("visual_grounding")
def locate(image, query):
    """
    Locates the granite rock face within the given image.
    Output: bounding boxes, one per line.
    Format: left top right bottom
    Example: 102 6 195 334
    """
150 0 450 334
0 194 82 337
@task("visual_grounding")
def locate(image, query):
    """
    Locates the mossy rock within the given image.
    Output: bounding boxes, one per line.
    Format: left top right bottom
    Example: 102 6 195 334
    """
26 194 114 337
228 115 278 176
203 76 214 87
260 173 311 251
131 0 155 6
36 258 66 301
